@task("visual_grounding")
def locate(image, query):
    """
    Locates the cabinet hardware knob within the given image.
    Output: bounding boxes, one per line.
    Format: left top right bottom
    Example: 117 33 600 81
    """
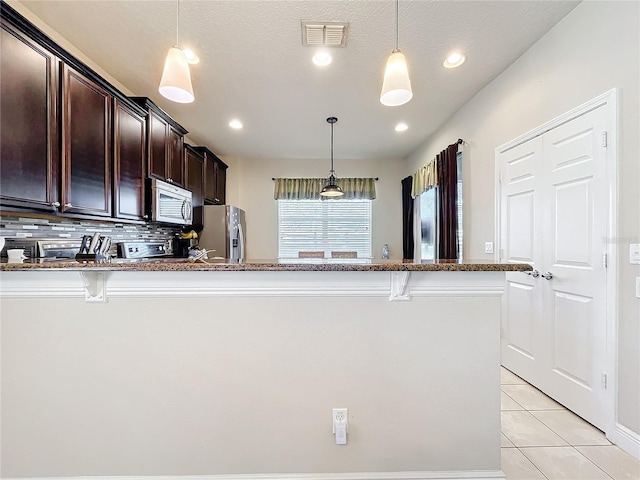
143 215 149 219
541 271 554 280
524 270 540 278
51 201 61 207
64 203 73 208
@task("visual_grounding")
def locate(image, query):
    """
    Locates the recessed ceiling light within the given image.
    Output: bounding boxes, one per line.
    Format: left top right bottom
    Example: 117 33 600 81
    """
312 51 332 66
443 51 466 68
395 122 408 132
182 48 200 65
229 120 243 129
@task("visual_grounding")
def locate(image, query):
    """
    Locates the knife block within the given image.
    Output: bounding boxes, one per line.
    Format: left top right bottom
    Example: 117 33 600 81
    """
75 253 109 262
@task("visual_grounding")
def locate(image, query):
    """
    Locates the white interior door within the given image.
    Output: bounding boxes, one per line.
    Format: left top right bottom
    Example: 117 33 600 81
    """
499 104 609 431
500 137 544 386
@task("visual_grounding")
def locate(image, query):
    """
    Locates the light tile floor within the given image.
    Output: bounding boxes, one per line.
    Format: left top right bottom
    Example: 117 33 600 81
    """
500 366 640 480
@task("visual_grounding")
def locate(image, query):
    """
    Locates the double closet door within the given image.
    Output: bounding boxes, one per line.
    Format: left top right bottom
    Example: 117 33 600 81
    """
499 103 610 431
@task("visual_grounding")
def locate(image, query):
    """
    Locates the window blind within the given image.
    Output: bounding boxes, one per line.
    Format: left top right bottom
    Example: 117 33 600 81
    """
278 199 372 259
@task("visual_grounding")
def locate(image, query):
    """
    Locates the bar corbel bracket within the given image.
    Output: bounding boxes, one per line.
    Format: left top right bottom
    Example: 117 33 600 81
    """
389 271 411 302
80 271 106 303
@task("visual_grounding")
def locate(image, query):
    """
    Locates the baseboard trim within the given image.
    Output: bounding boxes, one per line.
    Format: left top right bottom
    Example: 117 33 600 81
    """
608 423 640 460
1 472 505 480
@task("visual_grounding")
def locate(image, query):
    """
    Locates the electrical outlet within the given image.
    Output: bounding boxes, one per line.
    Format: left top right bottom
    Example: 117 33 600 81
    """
332 408 348 433
484 242 494 254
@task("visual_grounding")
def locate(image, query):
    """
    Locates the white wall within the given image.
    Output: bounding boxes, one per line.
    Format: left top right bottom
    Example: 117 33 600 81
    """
222 156 404 260
0 272 503 477
407 0 640 437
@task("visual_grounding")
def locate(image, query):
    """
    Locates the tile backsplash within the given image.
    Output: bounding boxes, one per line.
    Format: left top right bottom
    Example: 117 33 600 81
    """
0 215 180 255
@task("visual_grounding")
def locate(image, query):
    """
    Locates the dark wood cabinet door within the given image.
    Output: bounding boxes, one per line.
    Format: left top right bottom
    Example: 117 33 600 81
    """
214 160 227 205
184 147 204 228
202 150 227 205
61 64 112 216
204 155 216 202
0 20 59 210
147 110 167 180
167 127 184 186
113 99 145 220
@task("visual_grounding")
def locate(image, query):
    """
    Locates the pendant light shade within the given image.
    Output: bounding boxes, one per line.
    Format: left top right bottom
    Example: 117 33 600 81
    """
159 0 195 103
321 117 344 198
159 46 194 103
380 49 412 106
380 0 412 107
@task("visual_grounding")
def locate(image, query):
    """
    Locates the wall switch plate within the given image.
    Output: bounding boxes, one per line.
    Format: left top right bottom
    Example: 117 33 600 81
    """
630 244 640 264
484 242 494 254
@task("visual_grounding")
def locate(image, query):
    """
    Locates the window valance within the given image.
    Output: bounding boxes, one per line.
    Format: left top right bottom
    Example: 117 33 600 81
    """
274 177 376 200
411 159 437 198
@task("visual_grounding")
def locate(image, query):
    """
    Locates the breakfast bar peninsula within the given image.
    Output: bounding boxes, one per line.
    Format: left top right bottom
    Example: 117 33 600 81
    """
1 259 530 479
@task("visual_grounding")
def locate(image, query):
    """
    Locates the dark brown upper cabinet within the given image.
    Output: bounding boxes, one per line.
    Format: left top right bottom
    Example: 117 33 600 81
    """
184 145 205 229
192 146 228 205
168 126 184 186
0 18 59 211
131 97 188 188
61 64 112 217
113 99 147 221
0 3 150 223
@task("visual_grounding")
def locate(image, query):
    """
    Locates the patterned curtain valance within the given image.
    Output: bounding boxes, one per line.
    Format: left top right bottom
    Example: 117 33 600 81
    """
411 158 437 198
274 177 377 200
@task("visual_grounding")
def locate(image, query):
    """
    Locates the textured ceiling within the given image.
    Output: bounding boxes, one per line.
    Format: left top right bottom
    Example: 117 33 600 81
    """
18 0 579 160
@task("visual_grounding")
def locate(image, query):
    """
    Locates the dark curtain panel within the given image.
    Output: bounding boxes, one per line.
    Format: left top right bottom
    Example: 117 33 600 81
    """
437 143 460 260
401 176 414 260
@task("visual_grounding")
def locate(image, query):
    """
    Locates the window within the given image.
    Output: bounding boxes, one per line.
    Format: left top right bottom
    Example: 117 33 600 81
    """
278 199 372 259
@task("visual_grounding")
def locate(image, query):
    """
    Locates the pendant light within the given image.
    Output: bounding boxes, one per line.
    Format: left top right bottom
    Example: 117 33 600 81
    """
159 0 195 103
320 117 344 198
380 0 413 107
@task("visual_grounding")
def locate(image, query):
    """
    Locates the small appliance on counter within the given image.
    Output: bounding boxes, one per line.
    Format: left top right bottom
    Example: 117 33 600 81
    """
2 238 83 259
173 229 199 258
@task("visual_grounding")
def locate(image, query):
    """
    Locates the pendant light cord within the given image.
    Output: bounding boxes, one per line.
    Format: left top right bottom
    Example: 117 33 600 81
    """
395 0 399 50
176 0 180 45
330 121 334 173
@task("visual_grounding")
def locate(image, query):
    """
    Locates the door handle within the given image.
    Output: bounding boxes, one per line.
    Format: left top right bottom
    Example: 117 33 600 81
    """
524 269 540 278
541 271 554 280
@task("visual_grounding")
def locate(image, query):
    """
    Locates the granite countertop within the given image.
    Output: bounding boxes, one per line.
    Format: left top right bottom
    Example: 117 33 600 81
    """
0 257 533 272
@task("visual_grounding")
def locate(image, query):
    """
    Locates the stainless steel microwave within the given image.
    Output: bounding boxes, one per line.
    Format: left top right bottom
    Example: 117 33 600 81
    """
149 178 193 226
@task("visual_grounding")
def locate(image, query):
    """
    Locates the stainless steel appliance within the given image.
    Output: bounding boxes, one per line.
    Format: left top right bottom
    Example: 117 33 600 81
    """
200 205 246 260
2 238 83 259
149 178 193 226
117 241 169 259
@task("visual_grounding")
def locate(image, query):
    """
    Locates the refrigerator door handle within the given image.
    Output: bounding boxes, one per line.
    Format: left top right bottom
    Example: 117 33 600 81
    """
238 221 245 260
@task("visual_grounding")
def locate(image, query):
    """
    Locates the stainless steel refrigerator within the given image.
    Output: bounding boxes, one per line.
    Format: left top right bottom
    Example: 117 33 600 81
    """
200 205 246 260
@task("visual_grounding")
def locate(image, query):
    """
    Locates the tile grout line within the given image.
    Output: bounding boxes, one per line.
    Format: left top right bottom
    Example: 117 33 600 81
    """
501 388 527 410
501 367 623 480
514 446 551 480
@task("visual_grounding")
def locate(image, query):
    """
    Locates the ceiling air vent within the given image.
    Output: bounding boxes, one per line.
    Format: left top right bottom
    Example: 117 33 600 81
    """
301 21 349 47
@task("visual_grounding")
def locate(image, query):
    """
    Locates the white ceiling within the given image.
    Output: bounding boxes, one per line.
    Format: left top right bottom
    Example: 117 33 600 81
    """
19 0 579 161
